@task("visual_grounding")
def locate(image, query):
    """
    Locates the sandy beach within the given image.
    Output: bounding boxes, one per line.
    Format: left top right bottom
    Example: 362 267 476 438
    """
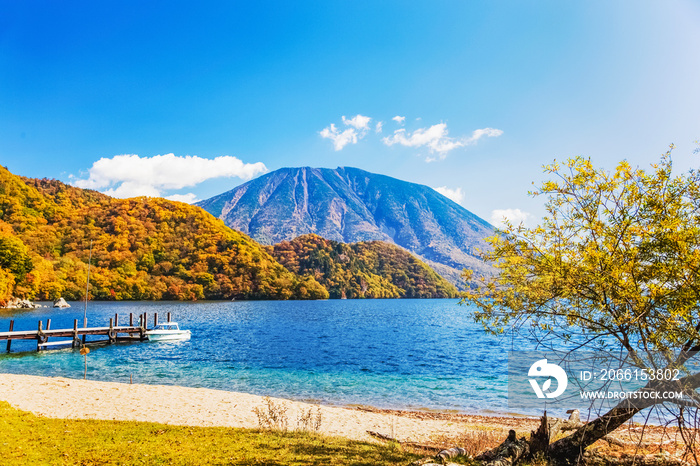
0 373 539 444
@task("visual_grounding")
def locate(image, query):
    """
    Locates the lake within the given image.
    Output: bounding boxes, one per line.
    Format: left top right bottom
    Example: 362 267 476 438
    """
0 299 527 415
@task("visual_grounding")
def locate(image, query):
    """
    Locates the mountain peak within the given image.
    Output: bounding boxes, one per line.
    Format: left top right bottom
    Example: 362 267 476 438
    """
197 167 494 287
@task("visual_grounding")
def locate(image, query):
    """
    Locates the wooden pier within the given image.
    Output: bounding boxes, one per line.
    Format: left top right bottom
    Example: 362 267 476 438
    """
0 312 173 352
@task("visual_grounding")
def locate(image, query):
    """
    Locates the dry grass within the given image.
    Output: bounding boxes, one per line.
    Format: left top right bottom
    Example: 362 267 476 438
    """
429 429 505 458
253 396 323 434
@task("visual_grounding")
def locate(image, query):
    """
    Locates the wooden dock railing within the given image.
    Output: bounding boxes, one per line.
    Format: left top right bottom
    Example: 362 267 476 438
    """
0 312 173 352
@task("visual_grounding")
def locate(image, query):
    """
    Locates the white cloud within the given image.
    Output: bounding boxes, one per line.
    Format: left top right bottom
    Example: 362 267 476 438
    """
166 193 199 204
490 208 531 229
320 114 502 156
320 114 373 150
320 123 359 151
382 124 503 160
466 127 504 144
434 186 464 204
72 153 267 199
342 114 371 131
383 123 459 155
101 182 161 198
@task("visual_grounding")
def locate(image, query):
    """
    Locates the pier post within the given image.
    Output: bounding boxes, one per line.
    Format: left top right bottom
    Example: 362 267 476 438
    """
154 313 158 328
37 320 44 351
72 319 79 348
6 320 13 353
129 313 133 326
167 312 171 323
109 318 116 344
45 319 51 347
115 313 119 326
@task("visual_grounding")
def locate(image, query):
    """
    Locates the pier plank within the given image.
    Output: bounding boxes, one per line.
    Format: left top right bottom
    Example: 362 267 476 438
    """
38 340 75 348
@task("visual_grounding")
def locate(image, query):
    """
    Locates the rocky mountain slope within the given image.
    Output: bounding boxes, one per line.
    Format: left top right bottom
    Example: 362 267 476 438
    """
198 167 495 287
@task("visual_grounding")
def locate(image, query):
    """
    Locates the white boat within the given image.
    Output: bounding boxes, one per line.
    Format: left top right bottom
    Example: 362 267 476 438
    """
146 322 191 341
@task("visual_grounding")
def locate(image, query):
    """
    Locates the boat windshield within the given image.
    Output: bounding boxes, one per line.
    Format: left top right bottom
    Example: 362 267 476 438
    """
154 323 179 330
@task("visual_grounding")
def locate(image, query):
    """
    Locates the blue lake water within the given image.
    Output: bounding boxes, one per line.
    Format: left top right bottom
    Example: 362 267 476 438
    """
0 299 531 415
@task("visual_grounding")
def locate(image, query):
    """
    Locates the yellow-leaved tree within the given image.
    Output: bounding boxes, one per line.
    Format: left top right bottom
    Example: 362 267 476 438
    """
463 146 700 464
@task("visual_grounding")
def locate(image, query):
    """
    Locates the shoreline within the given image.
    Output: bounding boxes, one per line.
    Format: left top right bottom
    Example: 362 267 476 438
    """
0 373 540 444
0 297 461 309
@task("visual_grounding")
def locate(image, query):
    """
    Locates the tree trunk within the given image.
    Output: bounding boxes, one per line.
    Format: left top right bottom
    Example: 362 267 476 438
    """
474 429 530 466
529 411 553 458
548 383 662 465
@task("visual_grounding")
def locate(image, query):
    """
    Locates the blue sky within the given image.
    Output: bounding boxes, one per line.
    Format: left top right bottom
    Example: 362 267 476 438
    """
1 1 699 226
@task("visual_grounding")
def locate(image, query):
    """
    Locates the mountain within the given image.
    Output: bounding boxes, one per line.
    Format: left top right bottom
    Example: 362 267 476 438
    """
268 234 457 299
197 167 495 288
0 166 455 302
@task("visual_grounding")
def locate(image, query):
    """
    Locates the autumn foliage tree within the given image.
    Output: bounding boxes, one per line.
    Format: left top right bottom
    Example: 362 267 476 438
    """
463 147 700 464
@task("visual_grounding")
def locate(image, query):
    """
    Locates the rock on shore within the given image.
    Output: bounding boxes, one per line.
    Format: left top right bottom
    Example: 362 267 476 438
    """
0 297 42 309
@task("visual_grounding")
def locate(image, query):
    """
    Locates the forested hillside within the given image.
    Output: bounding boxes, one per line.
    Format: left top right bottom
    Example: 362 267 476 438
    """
269 234 458 299
0 166 328 302
0 166 456 303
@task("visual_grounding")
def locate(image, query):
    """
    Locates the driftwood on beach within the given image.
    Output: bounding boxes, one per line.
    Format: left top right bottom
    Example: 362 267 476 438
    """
401 409 689 466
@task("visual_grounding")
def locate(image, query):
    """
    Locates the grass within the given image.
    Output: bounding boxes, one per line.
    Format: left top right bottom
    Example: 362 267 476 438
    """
0 401 421 465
